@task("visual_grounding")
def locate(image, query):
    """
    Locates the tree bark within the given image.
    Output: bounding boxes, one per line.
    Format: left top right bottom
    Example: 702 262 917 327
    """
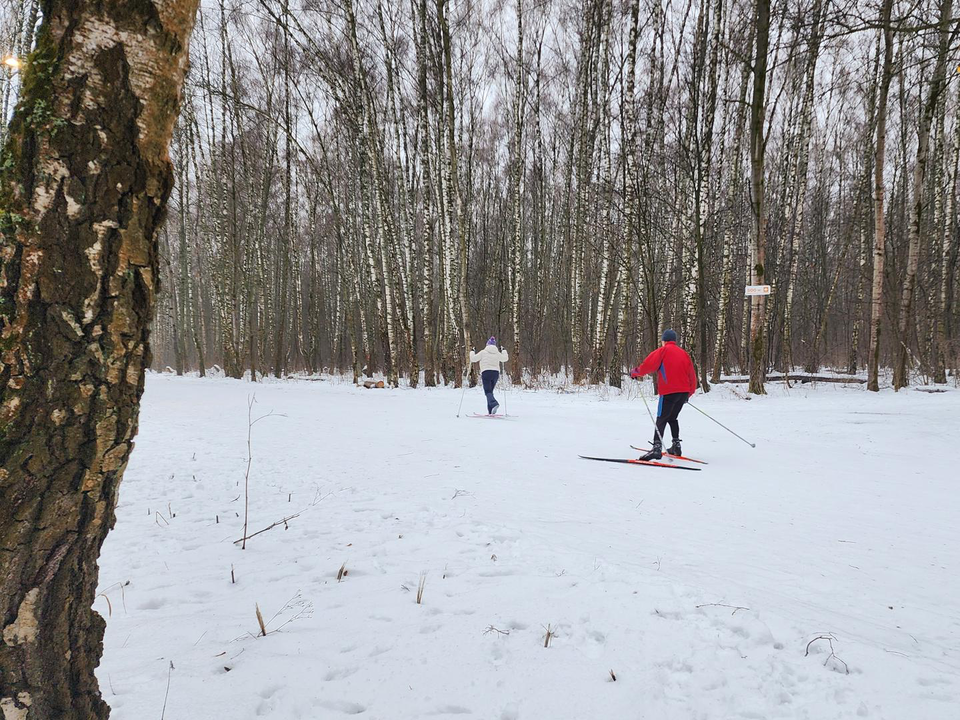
892 0 953 390
867 0 895 392
747 0 771 395
510 0 526 385
0 1 198 717
781 0 825 378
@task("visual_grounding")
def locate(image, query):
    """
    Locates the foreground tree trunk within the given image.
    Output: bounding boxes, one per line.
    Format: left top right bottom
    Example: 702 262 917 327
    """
0 2 199 717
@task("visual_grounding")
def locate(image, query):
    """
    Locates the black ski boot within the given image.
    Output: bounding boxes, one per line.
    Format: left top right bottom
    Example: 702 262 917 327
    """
639 441 662 461
666 438 682 457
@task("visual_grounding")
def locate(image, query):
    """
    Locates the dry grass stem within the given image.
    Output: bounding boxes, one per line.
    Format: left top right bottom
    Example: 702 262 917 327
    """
160 661 174 719
256 603 267 637
416 572 427 605
337 562 347 582
96 581 129 618
98 592 112 617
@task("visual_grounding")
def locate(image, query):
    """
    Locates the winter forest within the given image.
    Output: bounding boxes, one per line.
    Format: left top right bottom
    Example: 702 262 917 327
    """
5 0 957 393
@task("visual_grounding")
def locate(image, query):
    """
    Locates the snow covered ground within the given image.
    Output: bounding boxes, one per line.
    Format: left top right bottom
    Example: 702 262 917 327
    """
96 374 960 720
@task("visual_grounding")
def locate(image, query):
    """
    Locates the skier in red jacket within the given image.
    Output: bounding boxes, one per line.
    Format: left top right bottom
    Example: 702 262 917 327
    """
629 329 698 460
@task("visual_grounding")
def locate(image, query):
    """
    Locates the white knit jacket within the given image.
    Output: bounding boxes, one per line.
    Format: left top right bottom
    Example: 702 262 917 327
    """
469 345 509 373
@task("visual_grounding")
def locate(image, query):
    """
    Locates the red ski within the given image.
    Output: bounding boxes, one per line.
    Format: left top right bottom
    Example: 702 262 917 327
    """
579 455 701 471
629 445 708 465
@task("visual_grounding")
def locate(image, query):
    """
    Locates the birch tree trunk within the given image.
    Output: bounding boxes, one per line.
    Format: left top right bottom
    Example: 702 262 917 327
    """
937 90 960 380
712 22 753 383
0 2 198 717
613 0 641 389
510 0 525 384
867 0 895 392
781 0 825 378
892 0 953 390
849 35 881 375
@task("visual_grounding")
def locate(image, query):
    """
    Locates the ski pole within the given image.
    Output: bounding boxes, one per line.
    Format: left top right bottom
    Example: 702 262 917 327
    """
637 383 667 449
456 360 470 417
687 402 756 448
500 361 507 416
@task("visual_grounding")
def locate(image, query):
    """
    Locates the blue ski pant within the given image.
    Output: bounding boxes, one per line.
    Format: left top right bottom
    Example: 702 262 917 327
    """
481 370 500 413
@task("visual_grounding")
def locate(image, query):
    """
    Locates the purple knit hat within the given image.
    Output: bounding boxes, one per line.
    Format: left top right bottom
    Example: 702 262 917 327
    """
487 336 497 346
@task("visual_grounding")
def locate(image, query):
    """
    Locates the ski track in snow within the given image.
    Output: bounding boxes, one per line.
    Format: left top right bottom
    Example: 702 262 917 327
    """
97 375 960 719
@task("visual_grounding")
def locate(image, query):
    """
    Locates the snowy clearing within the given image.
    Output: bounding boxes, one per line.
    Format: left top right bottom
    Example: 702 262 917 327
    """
97 375 959 719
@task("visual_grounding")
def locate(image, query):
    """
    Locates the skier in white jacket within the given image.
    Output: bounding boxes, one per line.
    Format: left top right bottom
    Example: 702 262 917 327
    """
469 337 509 414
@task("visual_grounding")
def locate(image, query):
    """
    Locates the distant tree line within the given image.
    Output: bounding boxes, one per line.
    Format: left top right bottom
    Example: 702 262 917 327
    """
7 0 956 393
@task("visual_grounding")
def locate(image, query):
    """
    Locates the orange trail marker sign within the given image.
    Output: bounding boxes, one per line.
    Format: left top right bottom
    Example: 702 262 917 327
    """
745 285 772 296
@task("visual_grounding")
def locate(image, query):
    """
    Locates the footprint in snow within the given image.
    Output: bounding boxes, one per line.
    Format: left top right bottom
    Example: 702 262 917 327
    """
917 676 952 687
317 700 366 715
323 667 359 681
137 597 165 610
428 706 471 716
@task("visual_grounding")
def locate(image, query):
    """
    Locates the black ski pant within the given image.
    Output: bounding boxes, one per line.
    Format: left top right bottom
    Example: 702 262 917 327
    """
653 392 688 444
481 370 500 413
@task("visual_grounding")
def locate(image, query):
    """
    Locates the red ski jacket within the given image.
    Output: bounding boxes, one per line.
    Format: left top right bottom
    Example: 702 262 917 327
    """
630 342 698 396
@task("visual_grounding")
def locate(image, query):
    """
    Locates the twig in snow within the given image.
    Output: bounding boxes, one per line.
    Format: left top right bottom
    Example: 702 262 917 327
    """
241 394 287 550
233 492 330 545
805 633 849 674
337 562 347 582
696 603 751 616
155 511 169 527
160 661 174 719
542 624 555 648
484 625 510 637
609 669 617 682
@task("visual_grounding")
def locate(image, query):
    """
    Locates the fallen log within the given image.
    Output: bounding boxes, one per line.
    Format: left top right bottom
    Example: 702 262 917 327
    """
714 374 866 385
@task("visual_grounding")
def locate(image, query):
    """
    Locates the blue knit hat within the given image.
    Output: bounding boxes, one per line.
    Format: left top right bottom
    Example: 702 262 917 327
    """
662 329 678 342
487 336 497 346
